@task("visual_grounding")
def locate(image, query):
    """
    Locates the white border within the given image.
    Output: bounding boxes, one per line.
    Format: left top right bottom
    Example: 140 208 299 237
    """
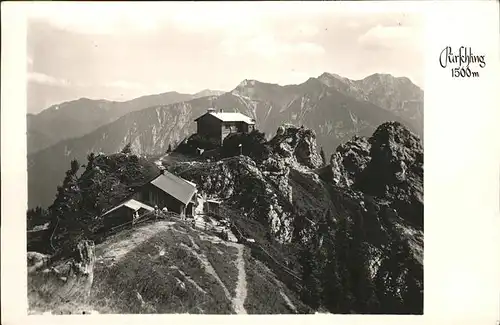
2 1 500 325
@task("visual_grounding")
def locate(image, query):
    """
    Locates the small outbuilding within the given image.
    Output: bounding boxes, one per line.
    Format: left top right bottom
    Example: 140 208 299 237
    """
204 199 221 217
101 199 154 229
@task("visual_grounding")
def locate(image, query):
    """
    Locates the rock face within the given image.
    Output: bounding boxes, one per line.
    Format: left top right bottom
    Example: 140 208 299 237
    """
329 135 371 187
318 72 424 133
172 125 333 243
268 125 323 170
356 122 423 228
329 121 424 228
170 122 423 314
325 121 423 313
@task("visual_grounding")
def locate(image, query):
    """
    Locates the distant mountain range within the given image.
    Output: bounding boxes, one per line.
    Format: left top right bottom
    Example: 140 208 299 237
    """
28 72 423 209
27 89 225 154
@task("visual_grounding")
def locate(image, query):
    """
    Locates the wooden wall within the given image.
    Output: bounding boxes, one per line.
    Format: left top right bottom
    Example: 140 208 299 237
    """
134 184 186 216
196 114 223 144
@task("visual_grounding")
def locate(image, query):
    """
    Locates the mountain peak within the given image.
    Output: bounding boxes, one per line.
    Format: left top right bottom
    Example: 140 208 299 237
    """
363 73 413 85
236 79 258 88
318 72 345 80
315 72 354 90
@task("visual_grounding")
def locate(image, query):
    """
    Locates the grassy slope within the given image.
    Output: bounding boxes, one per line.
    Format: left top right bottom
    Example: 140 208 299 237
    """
91 221 234 314
29 218 305 314
244 249 308 314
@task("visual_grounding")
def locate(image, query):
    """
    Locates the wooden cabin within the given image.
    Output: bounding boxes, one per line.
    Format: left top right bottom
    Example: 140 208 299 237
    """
194 108 256 146
101 199 154 229
134 170 197 217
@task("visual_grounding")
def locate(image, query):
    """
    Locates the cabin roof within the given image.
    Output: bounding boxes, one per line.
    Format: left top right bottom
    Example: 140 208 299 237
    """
150 171 197 205
102 199 154 217
194 112 255 125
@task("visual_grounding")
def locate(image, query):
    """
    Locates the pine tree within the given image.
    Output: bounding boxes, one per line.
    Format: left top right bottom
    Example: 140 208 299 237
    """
27 206 50 229
78 153 105 232
48 159 83 254
316 210 343 312
299 242 321 309
349 216 378 312
320 147 327 166
121 142 132 154
333 214 356 311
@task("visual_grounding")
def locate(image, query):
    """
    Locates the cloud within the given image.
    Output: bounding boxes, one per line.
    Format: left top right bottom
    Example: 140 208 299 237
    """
221 35 325 59
25 2 339 36
27 2 163 34
105 80 143 90
28 72 71 87
294 24 320 37
358 24 419 49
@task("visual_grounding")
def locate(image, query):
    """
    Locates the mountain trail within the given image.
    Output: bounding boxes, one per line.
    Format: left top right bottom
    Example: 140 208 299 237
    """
231 244 248 314
181 228 248 314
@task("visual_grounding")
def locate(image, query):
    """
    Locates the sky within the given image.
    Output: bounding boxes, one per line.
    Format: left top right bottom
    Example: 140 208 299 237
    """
27 2 424 114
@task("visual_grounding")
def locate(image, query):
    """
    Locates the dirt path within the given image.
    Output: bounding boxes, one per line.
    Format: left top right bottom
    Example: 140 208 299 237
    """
96 216 249 314
185 231 248 314
198 233 248 314
231 244 248 314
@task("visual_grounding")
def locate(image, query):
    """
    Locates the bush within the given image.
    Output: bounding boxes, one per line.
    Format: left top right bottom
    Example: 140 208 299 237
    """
221 130 271 162
175 134 220 156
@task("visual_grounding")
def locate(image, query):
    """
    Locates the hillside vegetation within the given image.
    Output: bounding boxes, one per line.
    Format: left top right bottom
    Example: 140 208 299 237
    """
27 147 159 254
28 120 423 314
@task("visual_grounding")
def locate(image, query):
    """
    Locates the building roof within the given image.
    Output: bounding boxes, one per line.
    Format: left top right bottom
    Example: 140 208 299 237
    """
150 171 197 205
195 111 255 125
102 199 154 217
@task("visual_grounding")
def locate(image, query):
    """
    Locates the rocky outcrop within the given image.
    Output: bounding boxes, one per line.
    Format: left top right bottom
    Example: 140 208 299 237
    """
329 135 371 187
172 122 423 314
320 121 423 313
268 124 323 170
70 240 96 278
328 121 423 228
356 122 423 228
27 251 51 274
28 240 96 314
172 125 332 243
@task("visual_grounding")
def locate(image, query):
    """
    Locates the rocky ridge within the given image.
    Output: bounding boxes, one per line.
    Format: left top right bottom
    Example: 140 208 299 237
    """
168 121 423 313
